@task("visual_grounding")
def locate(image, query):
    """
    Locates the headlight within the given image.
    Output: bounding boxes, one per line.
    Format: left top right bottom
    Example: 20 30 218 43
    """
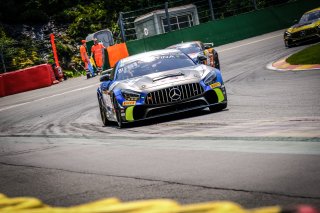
203 71 217 85
285 31 291 37
121 89 140 101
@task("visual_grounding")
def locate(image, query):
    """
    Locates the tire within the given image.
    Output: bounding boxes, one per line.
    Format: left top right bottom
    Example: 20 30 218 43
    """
209 102 227 112
98 96 109 126
214 53 220 70
113 96 125 128
285 39 293 48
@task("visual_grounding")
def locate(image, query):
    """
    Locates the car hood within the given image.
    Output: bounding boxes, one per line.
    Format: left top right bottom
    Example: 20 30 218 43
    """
287 20 320 33
111 65 210 92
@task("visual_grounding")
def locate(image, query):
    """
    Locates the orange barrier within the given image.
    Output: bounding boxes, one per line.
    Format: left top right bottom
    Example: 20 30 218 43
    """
107 43 129 68
0 64 54 97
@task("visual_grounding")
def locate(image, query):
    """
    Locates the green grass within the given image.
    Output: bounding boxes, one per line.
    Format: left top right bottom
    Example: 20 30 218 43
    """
63 69 86 78
286 43 320 65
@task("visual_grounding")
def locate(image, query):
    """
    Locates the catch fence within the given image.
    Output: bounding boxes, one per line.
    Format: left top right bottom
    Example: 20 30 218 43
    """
119 0 292 41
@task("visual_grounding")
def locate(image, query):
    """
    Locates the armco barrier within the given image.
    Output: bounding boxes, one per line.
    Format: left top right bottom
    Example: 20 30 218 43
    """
126 0 320 55
0 64 54 97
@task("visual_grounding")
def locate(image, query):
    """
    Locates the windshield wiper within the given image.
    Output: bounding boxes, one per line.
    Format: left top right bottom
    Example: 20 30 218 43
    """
152 72 184 82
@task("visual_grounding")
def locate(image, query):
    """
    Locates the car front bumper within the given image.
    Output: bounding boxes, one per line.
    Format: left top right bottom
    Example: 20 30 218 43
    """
119 86 227 123
285 27 320 44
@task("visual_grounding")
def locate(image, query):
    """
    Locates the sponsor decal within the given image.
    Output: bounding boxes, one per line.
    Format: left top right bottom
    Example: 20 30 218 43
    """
122 101 136 106
210 82 221 89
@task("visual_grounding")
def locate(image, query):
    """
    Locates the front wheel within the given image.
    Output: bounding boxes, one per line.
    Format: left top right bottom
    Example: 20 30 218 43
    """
98 97 109 126
214 53 220 70
113 96 125 128
284 39 293 48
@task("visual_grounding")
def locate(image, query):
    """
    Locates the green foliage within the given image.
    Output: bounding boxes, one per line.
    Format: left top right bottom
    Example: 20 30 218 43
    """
286 43 320 65
12 50 41 69
63 69 85 78
0 28 13 46
0 26 46 72
64 2 108 41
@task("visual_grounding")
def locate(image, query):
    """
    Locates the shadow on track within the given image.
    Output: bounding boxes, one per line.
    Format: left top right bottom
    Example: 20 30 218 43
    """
108 108 229 129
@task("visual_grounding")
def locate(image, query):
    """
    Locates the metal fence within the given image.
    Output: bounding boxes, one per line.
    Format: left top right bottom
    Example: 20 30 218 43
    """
119 0 292 41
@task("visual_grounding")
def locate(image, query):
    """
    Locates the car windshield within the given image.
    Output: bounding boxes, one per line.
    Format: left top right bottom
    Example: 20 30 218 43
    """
173 43 202 54
116 52 195 80
299 10 320 23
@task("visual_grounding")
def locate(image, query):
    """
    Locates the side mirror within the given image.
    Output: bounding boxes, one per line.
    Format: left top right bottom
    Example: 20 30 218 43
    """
204 42 214 49
100 74 110 82
197 55 207 62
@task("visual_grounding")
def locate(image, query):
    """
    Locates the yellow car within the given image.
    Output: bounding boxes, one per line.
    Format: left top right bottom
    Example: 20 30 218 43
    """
284 7 320 47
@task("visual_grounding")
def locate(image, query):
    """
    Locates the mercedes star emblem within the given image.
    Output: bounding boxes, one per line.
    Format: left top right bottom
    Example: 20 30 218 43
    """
169 88 181 101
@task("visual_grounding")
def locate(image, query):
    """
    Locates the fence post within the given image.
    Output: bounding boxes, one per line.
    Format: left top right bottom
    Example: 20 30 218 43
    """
252 0 258 10
208 0 215 21
0 44 6 73
118 12 126 42
165 2 171 32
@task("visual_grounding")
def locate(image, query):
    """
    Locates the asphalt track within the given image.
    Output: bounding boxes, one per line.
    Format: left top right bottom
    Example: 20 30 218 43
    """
0 30 320 208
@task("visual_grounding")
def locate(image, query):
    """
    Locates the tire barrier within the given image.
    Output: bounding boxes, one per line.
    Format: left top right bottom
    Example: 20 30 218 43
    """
0 64 56 97
0 193 318 213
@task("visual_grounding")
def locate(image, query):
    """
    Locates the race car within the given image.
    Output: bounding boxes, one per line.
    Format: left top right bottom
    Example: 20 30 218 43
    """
166 41 220 70
97 49 227 128
284 7 320 47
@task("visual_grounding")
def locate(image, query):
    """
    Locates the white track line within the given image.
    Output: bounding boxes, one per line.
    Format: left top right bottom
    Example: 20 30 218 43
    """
0 83 100 112
219 34 282 52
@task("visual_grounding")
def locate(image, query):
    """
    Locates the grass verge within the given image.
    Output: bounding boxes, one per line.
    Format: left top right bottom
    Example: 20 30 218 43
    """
286 43 320 65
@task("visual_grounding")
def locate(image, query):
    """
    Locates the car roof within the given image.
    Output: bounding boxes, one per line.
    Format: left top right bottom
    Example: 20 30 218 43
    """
119 49 182 65
305 7 320 14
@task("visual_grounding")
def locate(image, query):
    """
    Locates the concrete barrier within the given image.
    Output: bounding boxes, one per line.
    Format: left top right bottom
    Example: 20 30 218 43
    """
0 64 54 97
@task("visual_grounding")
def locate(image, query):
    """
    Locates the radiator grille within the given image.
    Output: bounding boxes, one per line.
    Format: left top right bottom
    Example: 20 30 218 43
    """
145 83 204 105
